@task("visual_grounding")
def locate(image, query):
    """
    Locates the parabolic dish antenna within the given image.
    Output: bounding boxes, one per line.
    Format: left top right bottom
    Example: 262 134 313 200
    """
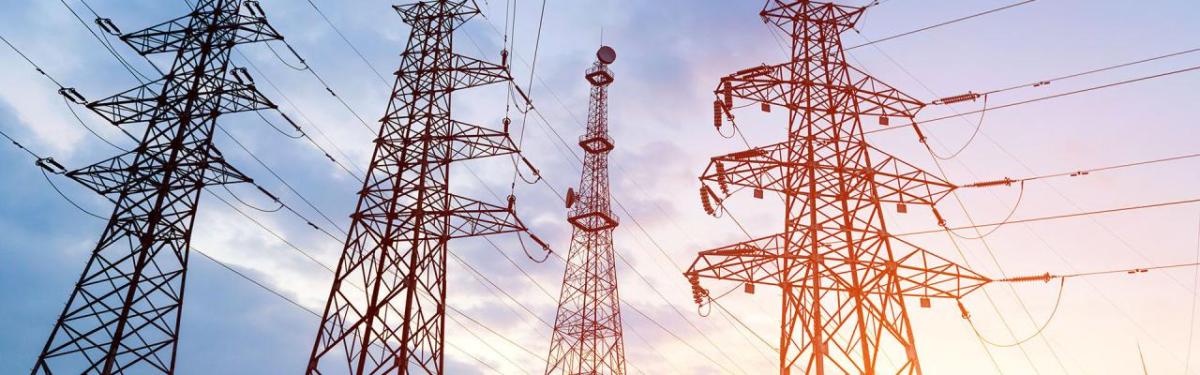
597 46 616 64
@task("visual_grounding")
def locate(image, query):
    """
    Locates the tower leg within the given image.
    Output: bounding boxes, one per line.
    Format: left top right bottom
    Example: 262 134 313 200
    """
777 278 923 374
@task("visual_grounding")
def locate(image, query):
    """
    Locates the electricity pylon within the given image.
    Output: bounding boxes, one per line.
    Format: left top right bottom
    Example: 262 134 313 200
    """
305 1 538 374
544 46 628 375
685 1 992 374
33 1 283 373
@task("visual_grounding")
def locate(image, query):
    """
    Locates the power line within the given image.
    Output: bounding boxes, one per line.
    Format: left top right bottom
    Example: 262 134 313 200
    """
446 340 505 374
447 250 554 328
213 192 548 373
52 0 361 186
445 312 532 373
448 304 546 361
193 12 580 372
231 50 367 179
19 145 551 374
977 46 1200 97
899 196 1200 237
848 0 1037 51
40 167 106 220
856 22 1200 367
62 95 130 151
938 206 1050 373
924 102 1200 370
58 0 159 83
508 0 549 191
856 35 1198 369
191 245 526 374
13 0 355 240
215 123 350 235
3 27 141 150
245 22 377 135
1009 152 1200 184
621 301 742 374
1049 261 1200 280
208 145 561 357
218 199 547 372
0 33 68 89
300 0 391 85
959 151 1200 188
0 127 44 160
193 246 319 317
967 279 1067 349
826 9 1064 372
69 0 369 186
209 191 336 272
867 64 1200 135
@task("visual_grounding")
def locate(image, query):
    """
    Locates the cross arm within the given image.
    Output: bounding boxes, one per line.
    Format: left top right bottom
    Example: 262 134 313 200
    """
699 141 957 208
443 194 527 239
446 120 519 161
700 142 791 197
684 233 992 303
849 66 926 118
88 77 276 126
867 145 957 207
886 239 991 299
450 54 510 91
66 146 251 197
122 13 282 55
715 63 791 110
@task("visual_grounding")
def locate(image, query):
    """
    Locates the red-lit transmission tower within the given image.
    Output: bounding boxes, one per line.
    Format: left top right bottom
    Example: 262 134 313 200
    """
544 46 628 375
305 1 540 374
33 1 283 373
686 1 992 374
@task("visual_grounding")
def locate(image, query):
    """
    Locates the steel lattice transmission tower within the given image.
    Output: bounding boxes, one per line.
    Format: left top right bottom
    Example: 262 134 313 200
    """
33 0 284 373
305 1 536 374
544 46 628 375
685 1 992 374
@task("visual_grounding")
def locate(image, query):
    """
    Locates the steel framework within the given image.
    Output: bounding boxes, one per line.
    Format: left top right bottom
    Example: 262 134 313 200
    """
304 1 532 374
32 1 283 373
685 1 992 374
543 46 627 375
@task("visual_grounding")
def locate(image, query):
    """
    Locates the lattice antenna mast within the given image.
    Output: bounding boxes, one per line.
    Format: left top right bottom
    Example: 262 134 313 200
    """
305 1 541 374
685 1 991 374
544 46 627 375
33 1 284 373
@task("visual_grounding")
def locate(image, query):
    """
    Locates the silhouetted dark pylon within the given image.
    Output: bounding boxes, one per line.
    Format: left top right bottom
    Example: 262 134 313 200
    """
544 46 627 375
33 1 285 373
685 1 992 374
304 1 542 374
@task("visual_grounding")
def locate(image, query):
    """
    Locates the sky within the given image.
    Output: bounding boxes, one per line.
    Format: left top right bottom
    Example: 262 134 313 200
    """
1 0 1200 374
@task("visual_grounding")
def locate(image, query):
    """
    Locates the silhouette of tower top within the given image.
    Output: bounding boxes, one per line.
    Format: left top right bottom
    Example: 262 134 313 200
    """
761 0 864 31
686 1 990 374
544 45 628 375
